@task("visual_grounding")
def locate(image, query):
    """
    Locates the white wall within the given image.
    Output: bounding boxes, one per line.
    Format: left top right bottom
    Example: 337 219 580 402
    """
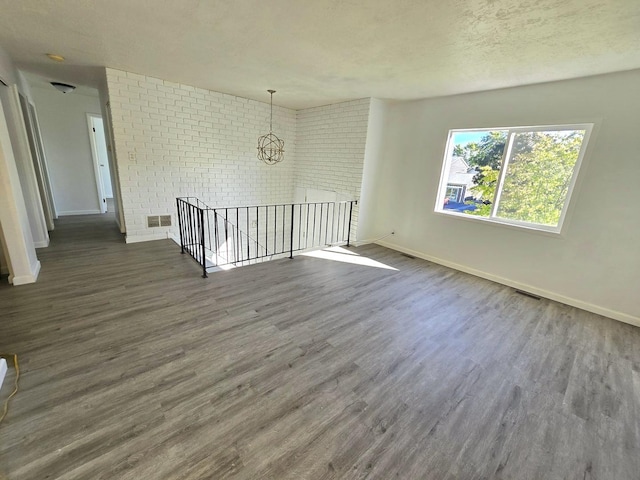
0 47 17 85
0 84 49 247
98 69 125 232
0 46 40 285
358 98 391 243
30 86 102 215
295 99 370 240
106 68 297 243
365 70 640 325
0 93 40 284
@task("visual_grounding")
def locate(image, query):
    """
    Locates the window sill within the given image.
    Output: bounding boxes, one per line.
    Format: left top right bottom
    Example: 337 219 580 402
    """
433 209 565 237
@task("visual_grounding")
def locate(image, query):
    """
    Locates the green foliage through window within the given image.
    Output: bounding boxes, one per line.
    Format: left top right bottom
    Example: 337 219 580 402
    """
439 126 590 230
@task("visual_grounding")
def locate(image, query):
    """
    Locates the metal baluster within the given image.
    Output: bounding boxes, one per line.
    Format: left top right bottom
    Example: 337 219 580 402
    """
235 208 240 264
324 203 329 246
213 209 219 266
337 202 342 244
224 208 229 264
265 206 268 257
289 204 295 259
297 204 301 252
186 202 193 253
313 203 318 248
206 208 212 262
177 199 185 254
200 207 207 278
330 202 336 245
347 201 355 247
247 207 251 259
304 203 311 248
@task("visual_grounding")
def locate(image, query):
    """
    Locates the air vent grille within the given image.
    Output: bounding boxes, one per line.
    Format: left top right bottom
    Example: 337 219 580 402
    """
147 215 172 228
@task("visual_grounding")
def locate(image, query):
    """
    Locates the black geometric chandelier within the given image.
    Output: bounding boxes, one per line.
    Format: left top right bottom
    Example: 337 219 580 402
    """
257 89 285 165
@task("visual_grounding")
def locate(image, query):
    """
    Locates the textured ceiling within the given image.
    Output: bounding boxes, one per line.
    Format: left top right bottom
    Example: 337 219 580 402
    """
0 0 639 109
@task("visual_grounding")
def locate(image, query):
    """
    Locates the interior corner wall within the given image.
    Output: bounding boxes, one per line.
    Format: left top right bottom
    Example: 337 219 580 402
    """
294 98 371 239
357 98 391 244
0 46 39 285
30 86 102 215
368 69 640 325
0 93 40 284
0 46 17 85
105 68 297 243
99 69 125 233
0 84 49 248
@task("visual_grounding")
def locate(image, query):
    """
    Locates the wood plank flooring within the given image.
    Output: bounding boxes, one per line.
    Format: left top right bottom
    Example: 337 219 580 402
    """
0 213 639 479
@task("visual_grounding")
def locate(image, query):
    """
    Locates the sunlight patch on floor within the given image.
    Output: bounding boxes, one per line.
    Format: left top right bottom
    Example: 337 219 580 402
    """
301 246 398 270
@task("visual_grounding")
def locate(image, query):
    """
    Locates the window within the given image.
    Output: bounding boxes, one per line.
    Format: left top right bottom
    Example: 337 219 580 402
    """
435 124 592 232
446 185 465 203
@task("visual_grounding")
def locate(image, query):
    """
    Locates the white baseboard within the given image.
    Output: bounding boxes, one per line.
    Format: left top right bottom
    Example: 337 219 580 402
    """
34 238 50 248
10 260 41 286
377 240 640 328
0 359 6 391
58 210 101 216
125 232 172 244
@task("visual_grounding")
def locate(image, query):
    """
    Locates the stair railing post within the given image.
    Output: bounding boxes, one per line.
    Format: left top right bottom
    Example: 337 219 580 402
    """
289 204 295 259
200 207 207 278
177 198 185 254
213 209 219 266
346 200 356 247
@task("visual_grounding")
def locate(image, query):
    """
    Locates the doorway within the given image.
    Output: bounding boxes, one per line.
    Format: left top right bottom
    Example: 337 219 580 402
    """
19 93 56 230
87 114 113 213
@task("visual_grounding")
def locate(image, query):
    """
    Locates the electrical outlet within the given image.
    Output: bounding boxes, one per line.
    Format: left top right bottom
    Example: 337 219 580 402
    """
251 220 257 228
128 152 136 161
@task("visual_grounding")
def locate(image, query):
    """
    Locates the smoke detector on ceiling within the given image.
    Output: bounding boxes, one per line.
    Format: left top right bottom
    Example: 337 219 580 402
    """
50 82 76 94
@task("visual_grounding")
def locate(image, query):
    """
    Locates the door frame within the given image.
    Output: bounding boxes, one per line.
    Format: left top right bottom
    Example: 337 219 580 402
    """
86 113 108 214
19 94 57 229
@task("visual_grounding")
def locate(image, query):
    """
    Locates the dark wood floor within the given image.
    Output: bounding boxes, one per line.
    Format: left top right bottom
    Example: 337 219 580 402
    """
0 213 639 479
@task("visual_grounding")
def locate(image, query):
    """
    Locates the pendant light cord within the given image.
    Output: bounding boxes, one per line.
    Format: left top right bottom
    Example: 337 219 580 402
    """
270 91 273 133
267 89 276 133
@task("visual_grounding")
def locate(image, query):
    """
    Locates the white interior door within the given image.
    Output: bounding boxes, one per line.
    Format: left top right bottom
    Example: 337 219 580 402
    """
87 114 114 213
92 117 113 198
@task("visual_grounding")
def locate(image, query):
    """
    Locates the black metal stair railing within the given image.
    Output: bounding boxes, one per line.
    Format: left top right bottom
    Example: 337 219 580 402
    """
176 197 357 277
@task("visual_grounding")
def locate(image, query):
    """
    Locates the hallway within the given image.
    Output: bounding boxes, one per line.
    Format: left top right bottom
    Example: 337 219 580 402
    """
1 214 639 479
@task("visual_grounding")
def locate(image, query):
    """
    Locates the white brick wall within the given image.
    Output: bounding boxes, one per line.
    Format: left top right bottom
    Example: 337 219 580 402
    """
106 68 371 244
294 98 371 239
106 68 297 242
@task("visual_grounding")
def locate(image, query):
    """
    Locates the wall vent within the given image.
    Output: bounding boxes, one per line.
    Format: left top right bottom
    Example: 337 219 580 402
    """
147 216 160 228
148 215 172 228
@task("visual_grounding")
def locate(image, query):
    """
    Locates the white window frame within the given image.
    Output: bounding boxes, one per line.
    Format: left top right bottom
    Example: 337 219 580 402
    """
435 123 593 234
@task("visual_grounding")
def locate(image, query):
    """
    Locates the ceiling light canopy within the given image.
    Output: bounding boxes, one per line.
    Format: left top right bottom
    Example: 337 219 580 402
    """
50 82 76 93
257 90 284 165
